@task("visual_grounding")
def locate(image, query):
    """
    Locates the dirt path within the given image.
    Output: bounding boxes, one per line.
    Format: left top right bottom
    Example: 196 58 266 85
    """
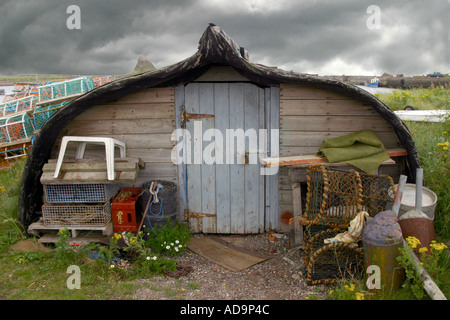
133 233 322 300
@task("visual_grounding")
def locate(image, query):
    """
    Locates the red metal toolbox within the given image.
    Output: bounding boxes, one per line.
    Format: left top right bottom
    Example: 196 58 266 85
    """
111 187 143 232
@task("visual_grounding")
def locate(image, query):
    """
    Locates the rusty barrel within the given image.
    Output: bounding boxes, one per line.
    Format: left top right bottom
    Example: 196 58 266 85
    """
363 210 405 291
398 211 436 252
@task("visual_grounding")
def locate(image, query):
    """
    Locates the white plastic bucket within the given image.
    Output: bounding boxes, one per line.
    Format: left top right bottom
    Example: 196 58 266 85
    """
388 183 437 220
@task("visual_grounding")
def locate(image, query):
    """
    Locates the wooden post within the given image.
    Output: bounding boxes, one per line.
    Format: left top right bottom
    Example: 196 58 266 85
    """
292 182 303 246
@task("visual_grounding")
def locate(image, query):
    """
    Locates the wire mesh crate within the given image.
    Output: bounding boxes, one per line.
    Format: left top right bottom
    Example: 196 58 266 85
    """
44 183 121 203
0 96 38 117
32 101 69 130
0 113 35 145
42 202 112 228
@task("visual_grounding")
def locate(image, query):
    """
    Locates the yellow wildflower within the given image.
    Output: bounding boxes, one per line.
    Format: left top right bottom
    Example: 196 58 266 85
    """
355 292 365 300
58 227 68 235
113 233 122 240
406 236 421 249
129 236 137 245
430 242 448 252
344 284 355 291
419 247 428 254
328 290 334 295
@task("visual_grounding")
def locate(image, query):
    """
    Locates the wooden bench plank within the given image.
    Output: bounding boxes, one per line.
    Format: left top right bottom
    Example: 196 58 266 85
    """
260 148 407 167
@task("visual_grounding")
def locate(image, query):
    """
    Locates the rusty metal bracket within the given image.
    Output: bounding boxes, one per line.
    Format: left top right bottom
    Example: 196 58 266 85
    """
181 110 214 124
184 209 217 221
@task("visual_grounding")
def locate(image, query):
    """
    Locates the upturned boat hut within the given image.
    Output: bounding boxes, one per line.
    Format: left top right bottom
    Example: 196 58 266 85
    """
19 24 419 235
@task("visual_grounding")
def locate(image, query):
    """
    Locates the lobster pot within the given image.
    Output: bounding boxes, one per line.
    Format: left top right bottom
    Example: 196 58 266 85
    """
0 96 37 117
42 202 112 228
38 77 96 102
360 173 394 217
33 101 69 130
304 227 364 285
0 113 35 144
305 165 363 227
44 183 121 203
300 165 395 285
93 76 112 88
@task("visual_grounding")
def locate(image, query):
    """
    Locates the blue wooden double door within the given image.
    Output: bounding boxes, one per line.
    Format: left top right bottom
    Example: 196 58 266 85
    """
177 82 279 234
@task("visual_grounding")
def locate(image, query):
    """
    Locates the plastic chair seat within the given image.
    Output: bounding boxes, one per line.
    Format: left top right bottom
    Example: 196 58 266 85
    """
53 136 126 181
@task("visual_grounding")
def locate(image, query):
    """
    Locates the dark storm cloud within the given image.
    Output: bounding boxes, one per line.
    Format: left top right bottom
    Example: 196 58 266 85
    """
0 0 447 76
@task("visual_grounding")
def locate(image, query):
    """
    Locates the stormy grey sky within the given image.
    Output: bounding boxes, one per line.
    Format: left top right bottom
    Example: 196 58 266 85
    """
0 0 448 76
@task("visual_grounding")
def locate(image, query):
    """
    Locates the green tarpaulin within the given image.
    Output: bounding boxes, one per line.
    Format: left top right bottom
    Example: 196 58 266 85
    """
317 130 390 174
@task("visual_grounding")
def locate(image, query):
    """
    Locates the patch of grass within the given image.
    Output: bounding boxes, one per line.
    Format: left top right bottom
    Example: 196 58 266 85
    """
375 86 450 111
0 251 139 299
0 159 27 251
404 120 450 240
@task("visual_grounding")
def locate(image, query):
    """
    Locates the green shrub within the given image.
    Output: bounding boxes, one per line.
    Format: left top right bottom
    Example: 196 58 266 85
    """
144 219 191 256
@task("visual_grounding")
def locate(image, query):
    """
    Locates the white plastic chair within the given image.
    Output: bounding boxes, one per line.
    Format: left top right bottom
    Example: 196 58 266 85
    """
53 136 126 181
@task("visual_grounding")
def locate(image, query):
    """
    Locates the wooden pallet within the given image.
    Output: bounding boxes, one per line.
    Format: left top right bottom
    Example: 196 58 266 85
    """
27 218 113 244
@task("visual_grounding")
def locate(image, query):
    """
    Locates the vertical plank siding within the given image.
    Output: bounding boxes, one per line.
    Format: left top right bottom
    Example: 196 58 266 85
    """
228 84 246 233
214 83 231 233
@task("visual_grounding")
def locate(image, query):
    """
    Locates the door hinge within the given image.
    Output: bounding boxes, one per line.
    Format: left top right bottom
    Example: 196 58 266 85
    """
184 209 217 221
181 110 214 124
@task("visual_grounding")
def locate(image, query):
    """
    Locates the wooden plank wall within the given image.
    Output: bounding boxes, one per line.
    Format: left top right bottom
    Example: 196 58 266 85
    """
53 87 177 187
278 84 403 224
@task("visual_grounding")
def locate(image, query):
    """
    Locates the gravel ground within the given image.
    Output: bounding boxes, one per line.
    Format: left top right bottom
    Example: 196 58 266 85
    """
133 233 323 300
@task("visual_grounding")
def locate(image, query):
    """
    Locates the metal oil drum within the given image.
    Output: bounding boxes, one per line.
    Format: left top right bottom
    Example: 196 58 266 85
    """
363 210 405 291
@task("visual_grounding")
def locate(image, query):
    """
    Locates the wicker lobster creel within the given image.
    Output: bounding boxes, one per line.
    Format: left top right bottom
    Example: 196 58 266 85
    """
293 164 394 285
303 227 364 285
303 165 364 228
